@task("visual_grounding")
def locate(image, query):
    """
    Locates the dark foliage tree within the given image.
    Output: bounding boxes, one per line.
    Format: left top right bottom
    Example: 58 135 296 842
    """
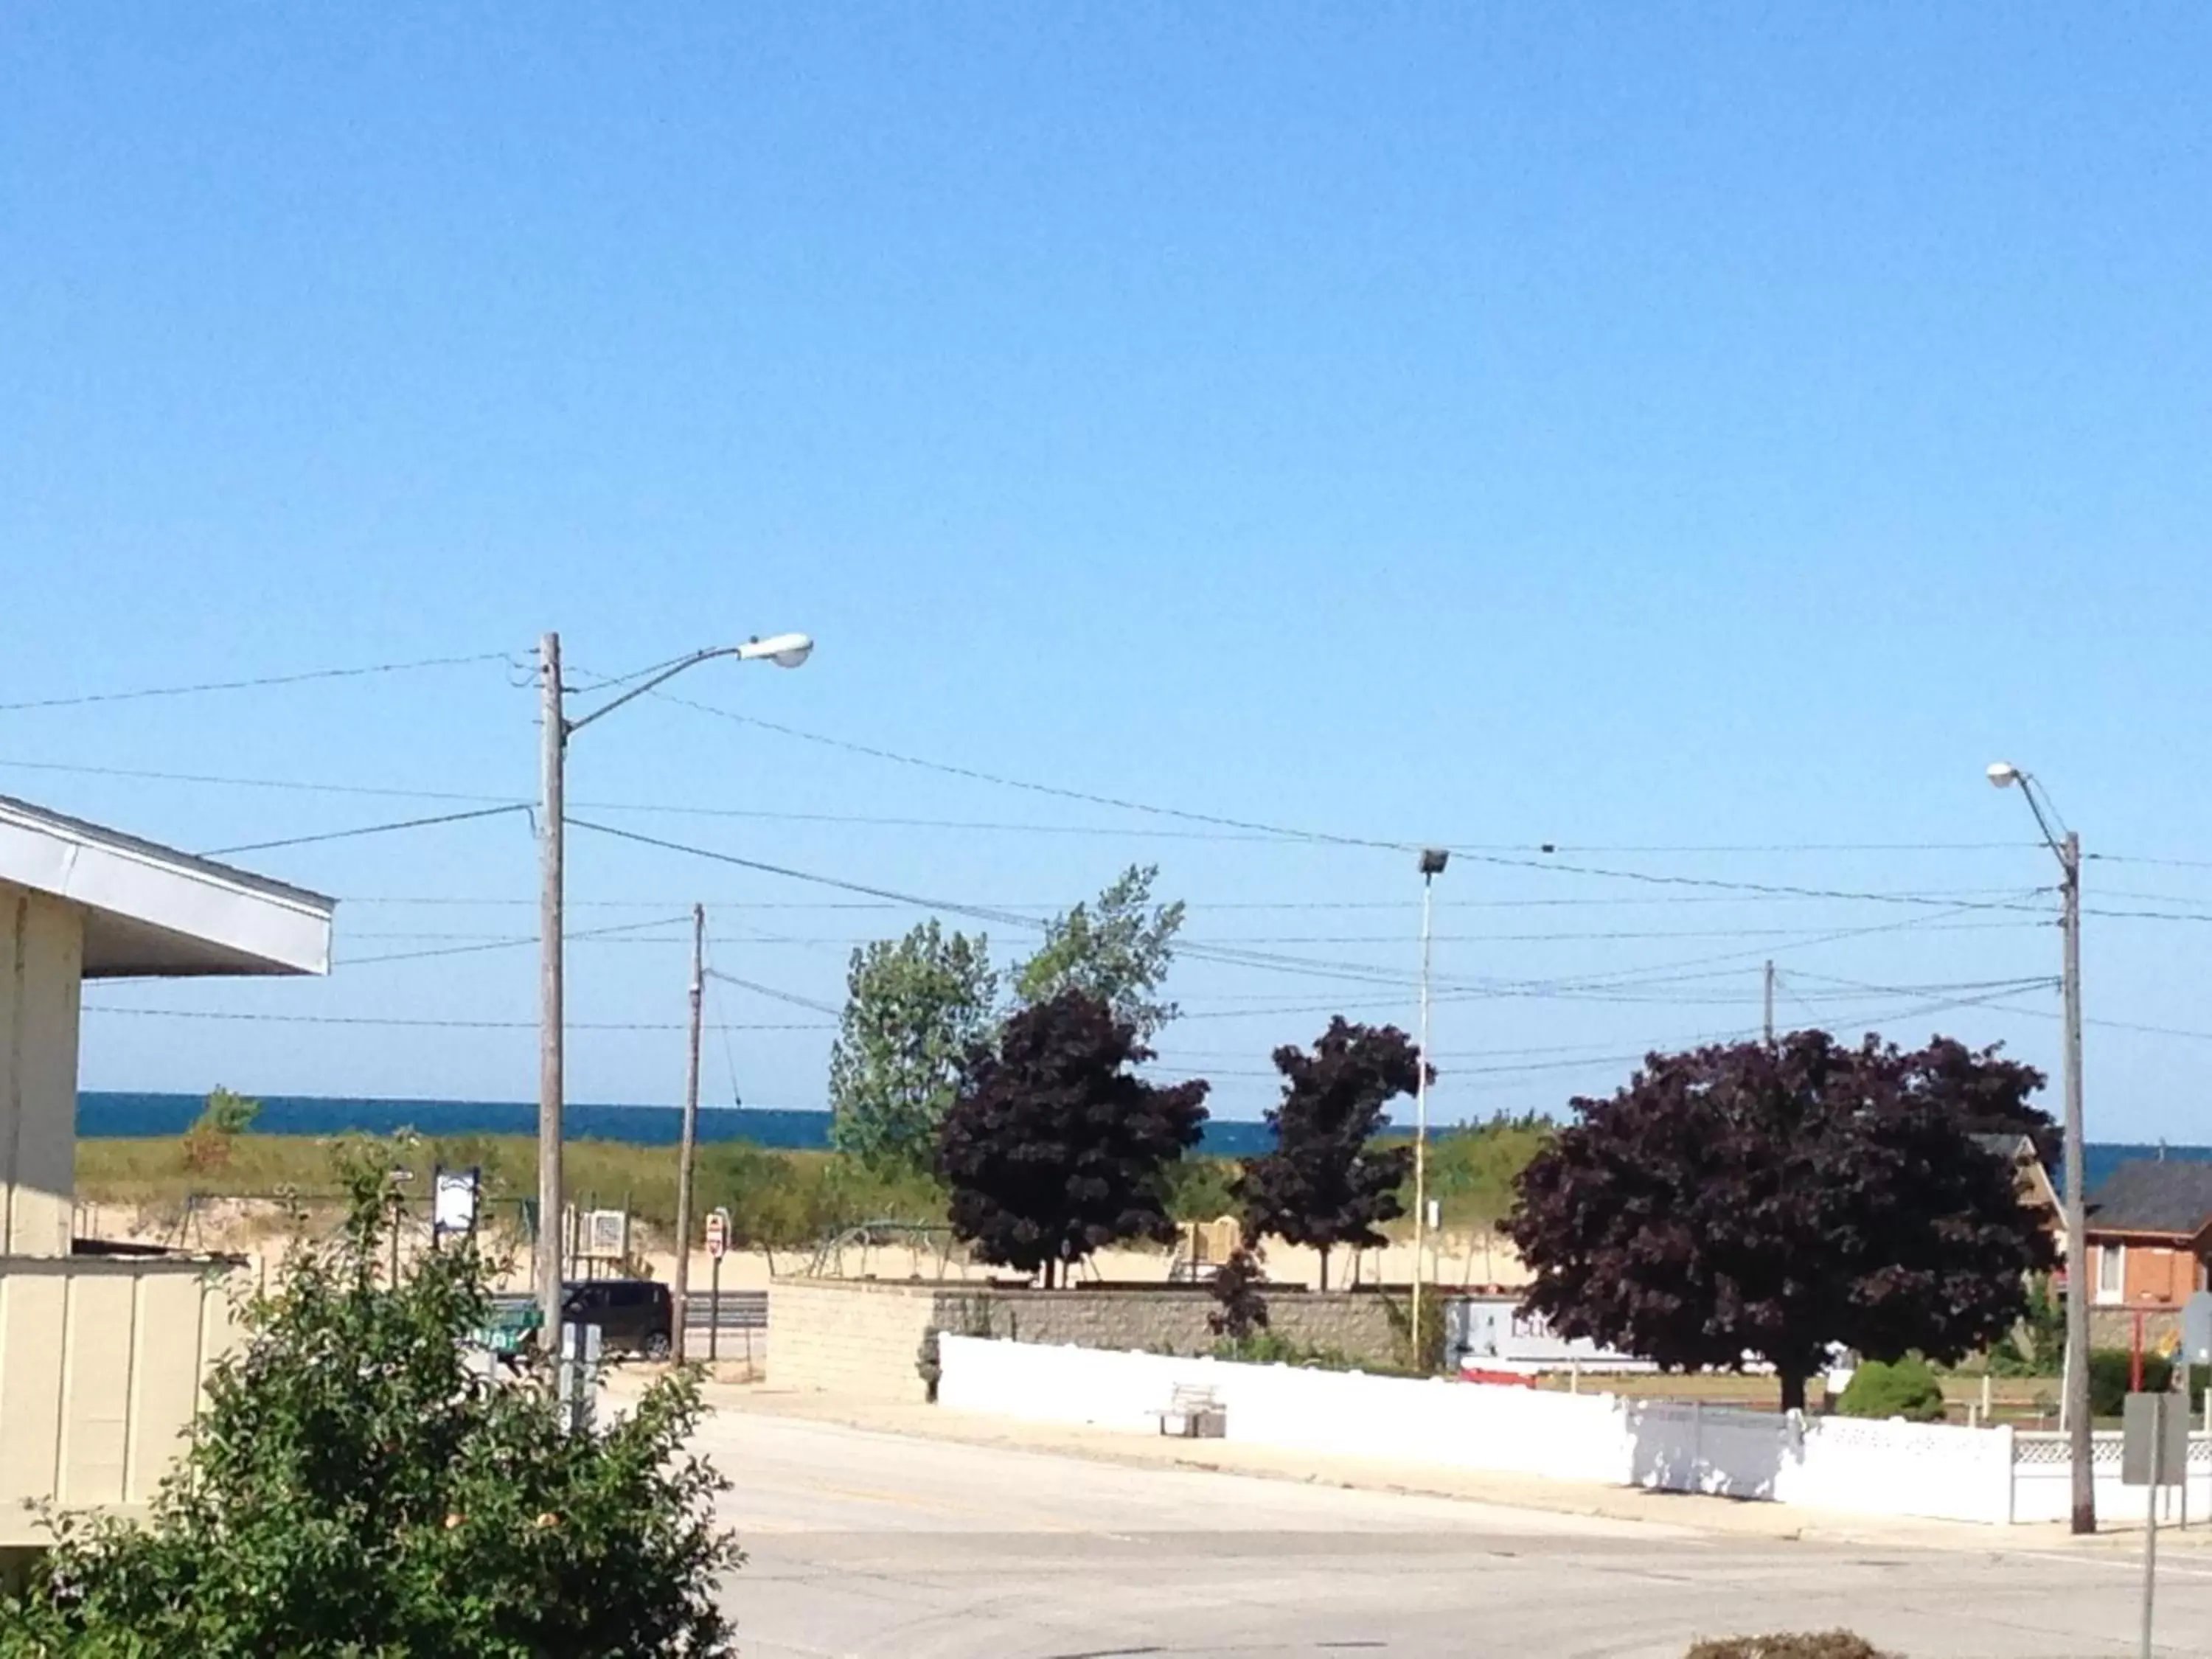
1233 1018 1419 1290
0 1138 737 1658
1206 1247 1270 1341
1504 1032 2058 1412
937 990 1208 1284
1910 1035 2055 1163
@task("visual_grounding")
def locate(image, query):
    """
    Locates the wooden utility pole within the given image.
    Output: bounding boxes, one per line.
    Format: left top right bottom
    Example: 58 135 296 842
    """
1763 959 1775 1048
671 904 706 1361
2061 830 2093 1534
536 631 567 1353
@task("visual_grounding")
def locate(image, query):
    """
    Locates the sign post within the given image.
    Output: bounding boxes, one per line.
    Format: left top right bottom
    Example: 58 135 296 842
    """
2185 1292 2212 1529
706 1208 729 1364
2124 1391 2187 1658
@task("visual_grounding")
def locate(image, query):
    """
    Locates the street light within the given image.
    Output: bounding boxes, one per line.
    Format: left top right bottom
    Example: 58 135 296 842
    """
535 632 813 1352
1411 847 1448 1366
1987 759 2092 1534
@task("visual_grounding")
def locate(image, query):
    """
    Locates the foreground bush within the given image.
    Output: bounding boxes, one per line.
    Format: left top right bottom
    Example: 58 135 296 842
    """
0 1138 738 1658
1687 1634 1893 1659
1834 1357 1947 1423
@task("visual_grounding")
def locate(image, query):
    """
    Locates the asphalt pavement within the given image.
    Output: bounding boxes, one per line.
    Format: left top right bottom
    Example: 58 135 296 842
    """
700 1408 2212 1659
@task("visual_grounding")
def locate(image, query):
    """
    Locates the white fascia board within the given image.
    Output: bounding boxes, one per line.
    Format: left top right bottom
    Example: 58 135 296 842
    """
0 798 333 977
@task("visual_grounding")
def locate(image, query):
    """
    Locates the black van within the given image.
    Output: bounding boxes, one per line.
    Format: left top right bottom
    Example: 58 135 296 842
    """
560 1278 675 1360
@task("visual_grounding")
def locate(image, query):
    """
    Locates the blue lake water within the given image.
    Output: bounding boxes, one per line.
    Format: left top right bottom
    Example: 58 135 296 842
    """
77 1091 1283 1158
76 1092 2189 1187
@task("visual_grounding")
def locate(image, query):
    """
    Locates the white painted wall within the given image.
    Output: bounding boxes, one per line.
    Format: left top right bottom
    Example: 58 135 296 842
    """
0 884 80 1259
938 1336 2021 1525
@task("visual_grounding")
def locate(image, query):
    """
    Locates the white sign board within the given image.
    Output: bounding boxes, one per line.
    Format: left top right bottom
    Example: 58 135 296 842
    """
2124 1392 2188 1487
2183 1291 2212 1366
583 1208 628 1259
705 1208 729 1260
432 1167 479 1237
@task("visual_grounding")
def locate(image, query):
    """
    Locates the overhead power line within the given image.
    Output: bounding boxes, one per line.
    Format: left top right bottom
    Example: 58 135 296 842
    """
80 1006 830 1032
336 914 690 967
0 652 511 713
659 693 1408 851
703 967 844 1018
202 803 530 858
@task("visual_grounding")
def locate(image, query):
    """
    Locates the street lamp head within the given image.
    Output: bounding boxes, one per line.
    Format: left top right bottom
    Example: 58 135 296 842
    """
737 632 814 669
1418 847 1450 877
1986 761 2021 790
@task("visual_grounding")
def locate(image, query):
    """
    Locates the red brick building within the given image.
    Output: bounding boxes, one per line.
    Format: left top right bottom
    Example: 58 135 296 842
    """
2081 1161 2212 1313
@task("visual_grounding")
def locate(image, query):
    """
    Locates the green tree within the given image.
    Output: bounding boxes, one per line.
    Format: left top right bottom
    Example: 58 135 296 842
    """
182 1085 262 1173
0 1138 738 1658
827 921 998 1179
1012 864 1185 1040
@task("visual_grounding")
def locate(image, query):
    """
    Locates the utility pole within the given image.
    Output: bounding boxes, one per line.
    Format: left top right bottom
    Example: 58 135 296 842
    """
536 632 567 1354
671 904 706 1361
1411 848 1448 1368
2061 829 2092 1535
1762 959 1775 1048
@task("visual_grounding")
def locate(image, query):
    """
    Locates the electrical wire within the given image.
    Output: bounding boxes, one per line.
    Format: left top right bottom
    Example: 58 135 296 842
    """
0 652 512 713
0 757 517 804
658 693 1410 851
201 803 530 858
78 1006 830 1032
701 967 844 1019
335 914 690 967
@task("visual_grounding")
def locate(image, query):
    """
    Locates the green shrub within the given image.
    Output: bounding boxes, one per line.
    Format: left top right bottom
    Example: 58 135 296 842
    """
1211 1330 1398 1373
1834 1357 1947 1422
1686 1635 1891 1659
2087 1348 2175 1418
1986 1273 2065 1376
0 1136 737 1657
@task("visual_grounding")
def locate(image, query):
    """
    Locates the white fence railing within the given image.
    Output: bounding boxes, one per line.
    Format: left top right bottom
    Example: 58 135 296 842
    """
2009 1430 2212 1525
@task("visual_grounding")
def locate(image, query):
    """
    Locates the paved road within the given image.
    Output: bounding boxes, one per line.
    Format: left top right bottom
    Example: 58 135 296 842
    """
703 1411 2212 1658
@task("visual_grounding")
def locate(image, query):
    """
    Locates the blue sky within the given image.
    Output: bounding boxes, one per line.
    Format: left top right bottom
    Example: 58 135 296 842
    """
4 7 2208 1134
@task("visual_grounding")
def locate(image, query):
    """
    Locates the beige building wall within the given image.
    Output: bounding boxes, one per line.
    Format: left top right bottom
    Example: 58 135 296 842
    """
0 1256 240 1546
0 884 81 1260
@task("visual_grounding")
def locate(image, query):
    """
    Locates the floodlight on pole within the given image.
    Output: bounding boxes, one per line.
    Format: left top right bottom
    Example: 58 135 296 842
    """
1984 758 2090 1534
535 630 813 1356
1411 846 1448 1368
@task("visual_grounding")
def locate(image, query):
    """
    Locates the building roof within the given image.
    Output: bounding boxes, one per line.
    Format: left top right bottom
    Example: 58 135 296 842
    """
2086 1160 2212 1237
0 794 333 977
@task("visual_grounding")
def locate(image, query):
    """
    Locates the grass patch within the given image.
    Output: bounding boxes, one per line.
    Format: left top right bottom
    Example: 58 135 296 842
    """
80 1136 1248 1246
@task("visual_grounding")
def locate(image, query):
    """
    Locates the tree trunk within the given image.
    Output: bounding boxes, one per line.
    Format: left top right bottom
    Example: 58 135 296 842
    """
1778 1368 1809 1413
1317 1246 1329 1293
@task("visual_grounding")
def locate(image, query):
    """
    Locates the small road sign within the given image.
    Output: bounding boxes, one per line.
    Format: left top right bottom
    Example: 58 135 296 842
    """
2124 1392 2188 1487
705 1208 729 1261
2182 1290 2212 1366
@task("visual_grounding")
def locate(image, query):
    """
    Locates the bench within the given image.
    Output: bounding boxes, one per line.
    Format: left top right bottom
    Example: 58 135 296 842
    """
1152 1382 1226 1439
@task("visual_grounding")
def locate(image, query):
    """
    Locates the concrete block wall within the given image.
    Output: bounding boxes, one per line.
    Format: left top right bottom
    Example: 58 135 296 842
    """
959 1287 1402 1363
766 1279 943 1402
